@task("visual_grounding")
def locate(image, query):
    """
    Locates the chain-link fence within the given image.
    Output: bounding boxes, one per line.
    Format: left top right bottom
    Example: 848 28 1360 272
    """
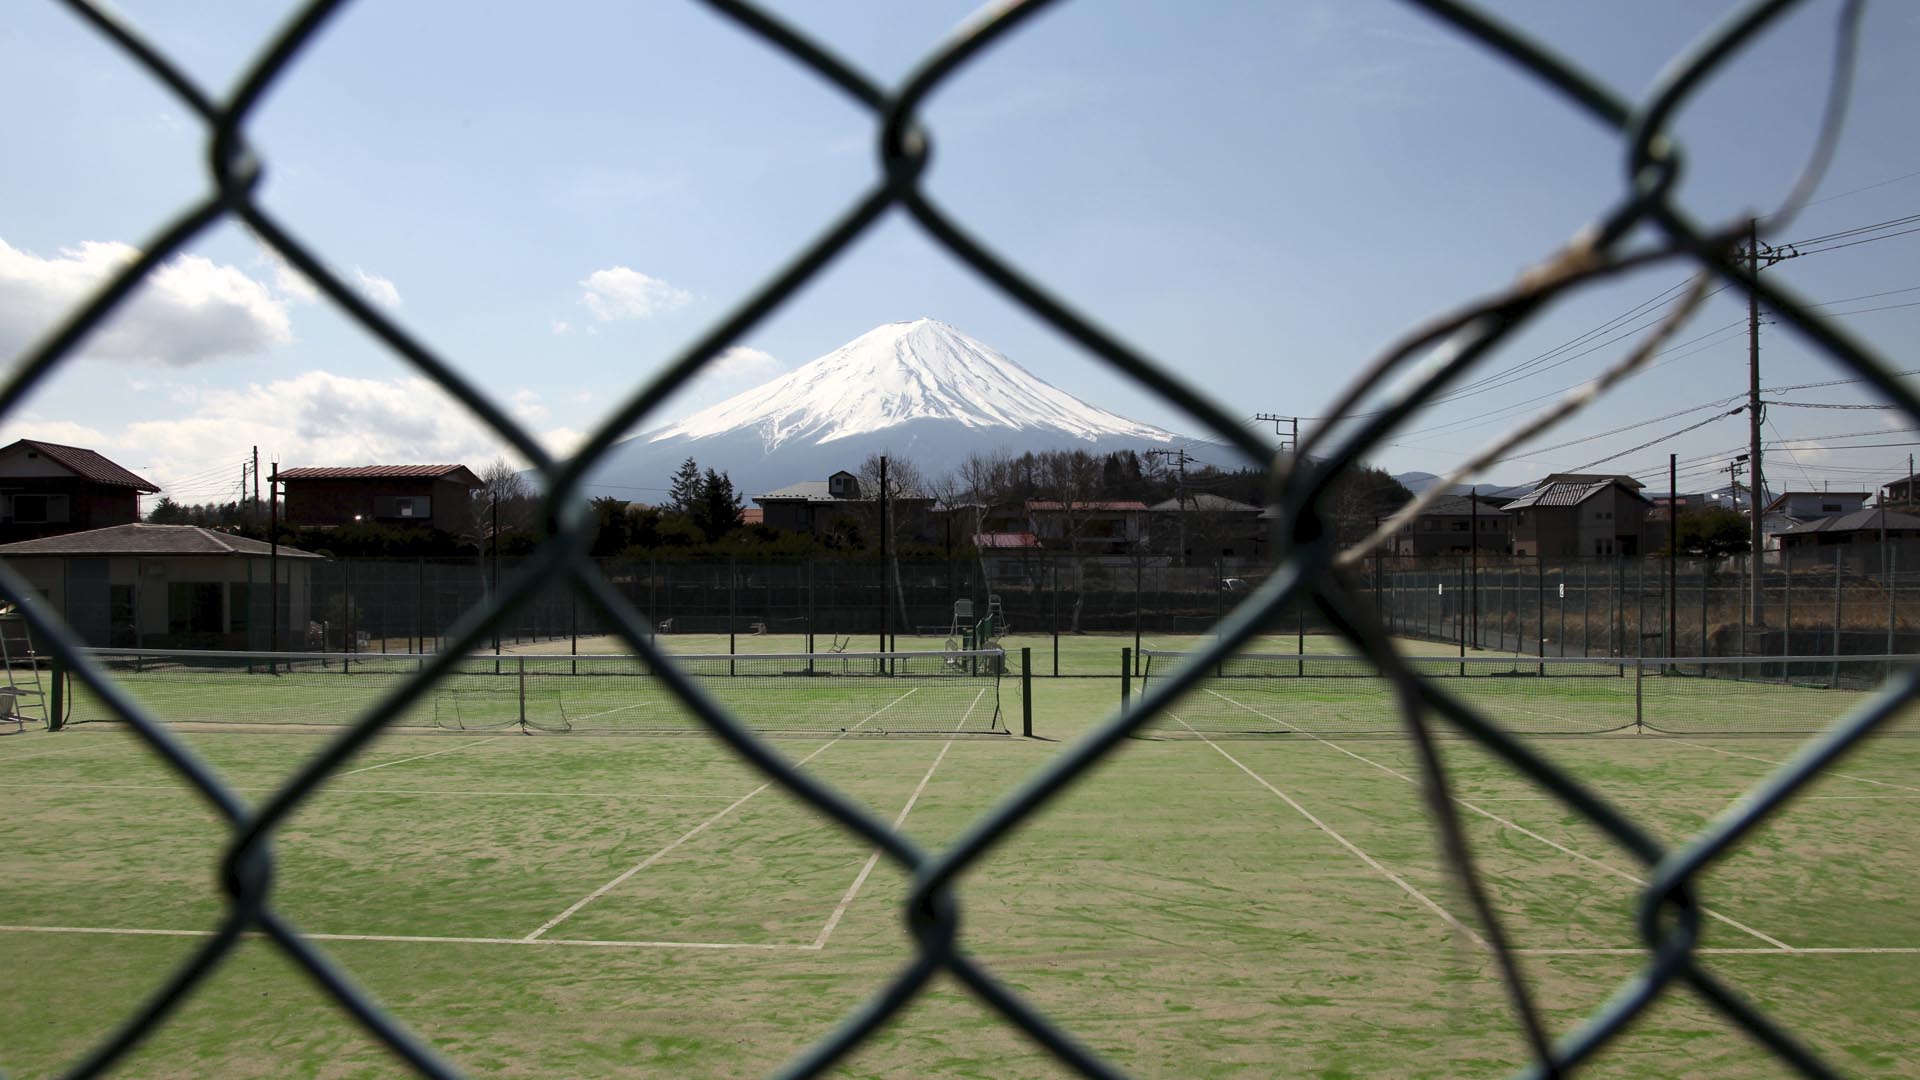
3 0 1914 1076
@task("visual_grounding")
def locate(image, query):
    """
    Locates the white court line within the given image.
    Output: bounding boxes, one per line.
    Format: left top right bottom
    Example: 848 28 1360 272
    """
1661 737 1920 794
335 736 506 778
808 687 985 950
0 924 794 950
0 781 741 800
522 689 918 942
1208 690 1796 951
1177 715 1485 947
3 923 1911 955
1458 794 1920 803
0 738 127 766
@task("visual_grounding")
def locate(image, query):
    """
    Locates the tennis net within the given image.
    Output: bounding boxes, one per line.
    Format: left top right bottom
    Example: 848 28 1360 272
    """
1136 650 1920 736
59 648 1007 735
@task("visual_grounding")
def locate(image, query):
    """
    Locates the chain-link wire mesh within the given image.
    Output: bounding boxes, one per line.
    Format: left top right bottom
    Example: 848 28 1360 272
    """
4 0 1915 1076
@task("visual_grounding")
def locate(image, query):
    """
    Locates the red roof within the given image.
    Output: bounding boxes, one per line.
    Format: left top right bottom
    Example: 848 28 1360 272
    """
1025 500 1148 512
4 439 158 492
277 465 481 486
973 532 1041 549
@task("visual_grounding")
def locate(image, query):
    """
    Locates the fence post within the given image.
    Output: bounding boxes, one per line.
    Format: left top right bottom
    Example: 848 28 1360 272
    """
1120 646 1132 712
1889 543 1897 655
1536 556 1545 673
1021 646 1033 737
48 652 63 731
1782 545 1792 655
1833 548 1843 682
729 554 738 660
1132 553 1142 674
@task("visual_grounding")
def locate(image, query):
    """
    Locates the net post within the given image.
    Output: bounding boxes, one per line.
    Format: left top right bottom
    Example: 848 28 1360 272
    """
517 656 527 728
1120 646 1132 712
1020 647 1033 737
1633 656 1644 734
48 651 64 731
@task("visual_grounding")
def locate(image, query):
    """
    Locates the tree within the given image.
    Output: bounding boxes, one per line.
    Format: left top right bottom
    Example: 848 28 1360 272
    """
1671 507 1750 557
667 458 702 518
589 496 633 556
471 457 537 541
147 496 189 524
693 468 743 541
1322 465 1411 552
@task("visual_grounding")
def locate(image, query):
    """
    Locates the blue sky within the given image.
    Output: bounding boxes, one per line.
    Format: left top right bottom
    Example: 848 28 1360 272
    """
3 1 1917 505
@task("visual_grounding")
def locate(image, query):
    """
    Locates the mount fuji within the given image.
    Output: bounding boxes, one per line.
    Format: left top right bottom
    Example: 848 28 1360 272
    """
591 319 1196 498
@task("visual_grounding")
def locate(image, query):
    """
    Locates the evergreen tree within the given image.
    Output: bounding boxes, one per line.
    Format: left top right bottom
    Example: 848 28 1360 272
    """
667 458 702 517
694 468 743 540
146 496 188 524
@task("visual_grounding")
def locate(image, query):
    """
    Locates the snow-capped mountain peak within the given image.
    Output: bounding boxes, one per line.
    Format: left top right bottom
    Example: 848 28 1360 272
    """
645 319 1178 449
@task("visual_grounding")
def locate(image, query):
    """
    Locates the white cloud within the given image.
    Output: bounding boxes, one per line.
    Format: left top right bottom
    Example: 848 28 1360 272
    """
511 388 550 423
354 267 402 309
0 417 113 451
106 371 528 497
550 318 573 336
0 237 292 366
709 345 780 378
262 250 319 304
578 266 691 322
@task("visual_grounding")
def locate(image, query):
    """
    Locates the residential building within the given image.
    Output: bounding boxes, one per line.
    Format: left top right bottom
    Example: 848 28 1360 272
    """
1775 509 1920 566
1147 493 1269 565
0 439 159 544
1393 494 1511 557
0 524 323 649
1025 500 1148 557
277 464 483 534
1879 476 1920 512
752 469 935 546
1502 474 1649 557
1760 490 1871 552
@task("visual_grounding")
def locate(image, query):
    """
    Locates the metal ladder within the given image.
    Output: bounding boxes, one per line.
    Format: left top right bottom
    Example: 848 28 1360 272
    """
0 612 48 729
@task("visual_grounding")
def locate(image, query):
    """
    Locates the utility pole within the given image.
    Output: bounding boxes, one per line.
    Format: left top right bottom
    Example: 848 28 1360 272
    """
1253 413 1299 455
1745 219 1801 625
252 446 260 520
1729 454 1748 516
1146 447 1194 565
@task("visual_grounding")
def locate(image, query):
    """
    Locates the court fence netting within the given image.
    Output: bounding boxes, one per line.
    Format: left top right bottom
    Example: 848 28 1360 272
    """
1 1 1913 1077
52 647 1011 736
1135 649 1920 736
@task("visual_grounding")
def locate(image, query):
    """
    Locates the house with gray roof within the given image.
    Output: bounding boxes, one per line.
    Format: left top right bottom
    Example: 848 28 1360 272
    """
1775 508 1920 565
0 438 159 545
1393 493 1511 557
1147 493 1270 565
1502 474 1649 558
752 469 934 547
0 524 323 649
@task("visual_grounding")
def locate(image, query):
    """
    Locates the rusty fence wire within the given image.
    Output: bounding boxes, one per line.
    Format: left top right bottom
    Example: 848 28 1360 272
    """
3 0 1915 1076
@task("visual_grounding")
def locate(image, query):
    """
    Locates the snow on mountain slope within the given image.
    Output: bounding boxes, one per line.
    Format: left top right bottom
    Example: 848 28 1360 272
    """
643 319 1178 448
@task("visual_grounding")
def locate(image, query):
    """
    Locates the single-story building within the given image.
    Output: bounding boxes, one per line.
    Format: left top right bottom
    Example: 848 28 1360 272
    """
0 524 323 649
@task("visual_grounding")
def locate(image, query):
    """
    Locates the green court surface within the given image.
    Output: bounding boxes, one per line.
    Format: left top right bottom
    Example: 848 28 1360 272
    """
2 676 1916 1077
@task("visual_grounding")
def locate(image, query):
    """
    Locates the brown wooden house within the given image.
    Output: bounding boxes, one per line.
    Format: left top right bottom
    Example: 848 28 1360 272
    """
278 464 483 534
0 439 159 545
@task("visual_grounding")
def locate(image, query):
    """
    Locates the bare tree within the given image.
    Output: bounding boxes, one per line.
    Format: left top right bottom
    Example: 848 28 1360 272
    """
471 457 538 540
1036 449 1104 633
854 453 931 632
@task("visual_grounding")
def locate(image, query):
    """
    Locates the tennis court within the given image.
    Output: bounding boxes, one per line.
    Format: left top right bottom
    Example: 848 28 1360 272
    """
2 657 1917 1076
